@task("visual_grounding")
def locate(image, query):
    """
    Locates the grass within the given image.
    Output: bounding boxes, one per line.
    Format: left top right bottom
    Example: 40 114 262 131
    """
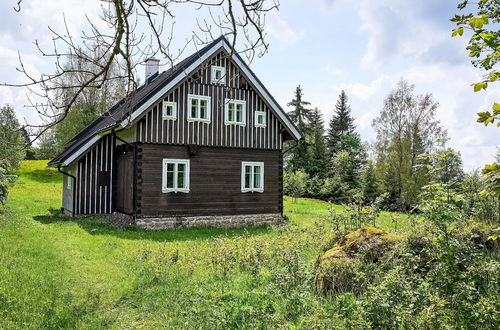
0 160 412 328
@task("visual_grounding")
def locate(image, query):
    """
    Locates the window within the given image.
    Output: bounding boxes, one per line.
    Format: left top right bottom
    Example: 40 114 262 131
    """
187 94 211 123
162 101 177 120
211 65 225 84
225 99 246 126
254 111 266 128
241 161 264 192
162 159 190 193
66 169 73 189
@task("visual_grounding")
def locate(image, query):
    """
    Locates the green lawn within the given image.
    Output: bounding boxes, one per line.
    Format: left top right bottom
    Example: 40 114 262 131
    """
0 160 410 328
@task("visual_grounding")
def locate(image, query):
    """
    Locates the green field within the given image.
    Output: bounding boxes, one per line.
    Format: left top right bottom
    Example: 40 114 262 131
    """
1 161 496 329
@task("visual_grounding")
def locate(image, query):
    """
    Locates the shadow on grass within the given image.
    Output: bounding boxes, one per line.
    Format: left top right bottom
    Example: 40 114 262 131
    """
33 213 272 242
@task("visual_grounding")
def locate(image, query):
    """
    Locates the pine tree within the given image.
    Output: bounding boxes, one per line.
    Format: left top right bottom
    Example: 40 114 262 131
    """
306 108 329 178
287 85 312 133
286 85 313 172
327 90 355 155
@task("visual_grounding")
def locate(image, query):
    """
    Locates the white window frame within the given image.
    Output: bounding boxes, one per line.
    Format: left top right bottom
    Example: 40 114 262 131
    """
162 159 190 193
187 94 211 123
162 101 177 120
211 65 225 85
224 99 246 126
241 161 264 193
254 111 267 128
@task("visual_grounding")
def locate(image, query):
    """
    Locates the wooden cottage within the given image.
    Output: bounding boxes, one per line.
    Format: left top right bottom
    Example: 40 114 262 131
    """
49 36 302 229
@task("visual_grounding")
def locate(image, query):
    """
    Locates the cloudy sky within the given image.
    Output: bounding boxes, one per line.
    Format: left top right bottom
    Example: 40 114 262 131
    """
0 0 498 169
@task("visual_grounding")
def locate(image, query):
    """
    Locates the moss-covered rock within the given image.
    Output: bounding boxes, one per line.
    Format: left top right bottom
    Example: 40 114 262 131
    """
315 227 401 295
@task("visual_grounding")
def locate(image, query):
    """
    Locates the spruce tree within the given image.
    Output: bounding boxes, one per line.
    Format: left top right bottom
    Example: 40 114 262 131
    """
286 85 313 172
327 90 355 155
306 108 329 178
287 85 312 133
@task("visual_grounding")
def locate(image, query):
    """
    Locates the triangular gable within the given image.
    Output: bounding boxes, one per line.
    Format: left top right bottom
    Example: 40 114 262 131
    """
120 38 301 140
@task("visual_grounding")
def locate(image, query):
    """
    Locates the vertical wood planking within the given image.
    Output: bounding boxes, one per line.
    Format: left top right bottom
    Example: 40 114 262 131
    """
131 49 286 150
74 135 114 215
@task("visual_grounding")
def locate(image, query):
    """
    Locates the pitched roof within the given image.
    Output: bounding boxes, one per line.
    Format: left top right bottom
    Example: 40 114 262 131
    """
48 36 301 167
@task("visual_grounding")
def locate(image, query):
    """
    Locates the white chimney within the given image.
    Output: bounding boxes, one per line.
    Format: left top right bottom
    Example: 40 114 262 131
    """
145 58 160 81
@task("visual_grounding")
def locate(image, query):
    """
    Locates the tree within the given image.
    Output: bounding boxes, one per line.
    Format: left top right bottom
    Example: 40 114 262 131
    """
284 170 308 203
0 162 12 206
430 140 465 187
51 49 128 153
373 79 445 210
333 133 367 174
286 86 313 173
306 108 329 178
0 105 25 172
327 151 356 202
327 90 355 155
287 85 312 133
36 130 59 160
4 1 278 144
451 0 500 197
360 160 378 204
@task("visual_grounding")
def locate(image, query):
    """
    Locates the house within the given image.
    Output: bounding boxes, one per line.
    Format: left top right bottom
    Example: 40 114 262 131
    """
48 36 302 229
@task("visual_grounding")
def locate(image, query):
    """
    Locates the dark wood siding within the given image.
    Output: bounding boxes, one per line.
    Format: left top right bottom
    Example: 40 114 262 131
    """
75 134 114 215
135 50 284 150
137 144 282 217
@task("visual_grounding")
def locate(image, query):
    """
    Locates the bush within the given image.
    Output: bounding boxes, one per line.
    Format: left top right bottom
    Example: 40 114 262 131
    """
0 161 16 206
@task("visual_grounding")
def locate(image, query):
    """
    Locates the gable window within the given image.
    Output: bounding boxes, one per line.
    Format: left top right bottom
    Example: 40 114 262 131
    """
254 111 266 128
162 159 190 193
225 99 246 126
211 65 225 84
241 161 264 193
162 101 177 120
187 94 211 123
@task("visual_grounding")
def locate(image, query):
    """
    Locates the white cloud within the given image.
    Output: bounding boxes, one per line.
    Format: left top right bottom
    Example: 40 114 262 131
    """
266 11 305 46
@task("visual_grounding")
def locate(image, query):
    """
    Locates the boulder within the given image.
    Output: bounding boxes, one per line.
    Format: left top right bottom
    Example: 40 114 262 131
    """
315 227 401 295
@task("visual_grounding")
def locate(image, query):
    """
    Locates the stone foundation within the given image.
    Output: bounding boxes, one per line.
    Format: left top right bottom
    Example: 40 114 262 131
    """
135 213 283 230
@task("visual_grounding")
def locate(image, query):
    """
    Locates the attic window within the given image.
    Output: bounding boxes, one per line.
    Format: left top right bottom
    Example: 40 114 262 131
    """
162 101 177 120
225 99 246 126
211 66 225 84
255 111 266 128
187 94 211 123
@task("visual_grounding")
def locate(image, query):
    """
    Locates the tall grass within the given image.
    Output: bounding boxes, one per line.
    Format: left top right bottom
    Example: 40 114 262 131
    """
0 161 497 328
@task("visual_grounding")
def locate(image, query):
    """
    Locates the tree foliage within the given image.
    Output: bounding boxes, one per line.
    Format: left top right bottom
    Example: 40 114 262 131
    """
51 49 128 153
0 105 25 172
373 80 445 210
306 108 329 178
286 85 313 173
0 162 12 206
283 170 308 203
360 160 378 204
327 90 356 155
451 0 500 197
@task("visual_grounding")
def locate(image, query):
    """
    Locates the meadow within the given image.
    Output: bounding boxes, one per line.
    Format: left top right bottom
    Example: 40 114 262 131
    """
0 161 497 328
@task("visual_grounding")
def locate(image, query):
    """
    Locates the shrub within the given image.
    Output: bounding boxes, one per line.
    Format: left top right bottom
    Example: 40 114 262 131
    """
0 161 16 207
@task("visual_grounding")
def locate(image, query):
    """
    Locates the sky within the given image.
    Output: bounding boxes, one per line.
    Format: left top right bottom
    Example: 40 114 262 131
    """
0 0 498 170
